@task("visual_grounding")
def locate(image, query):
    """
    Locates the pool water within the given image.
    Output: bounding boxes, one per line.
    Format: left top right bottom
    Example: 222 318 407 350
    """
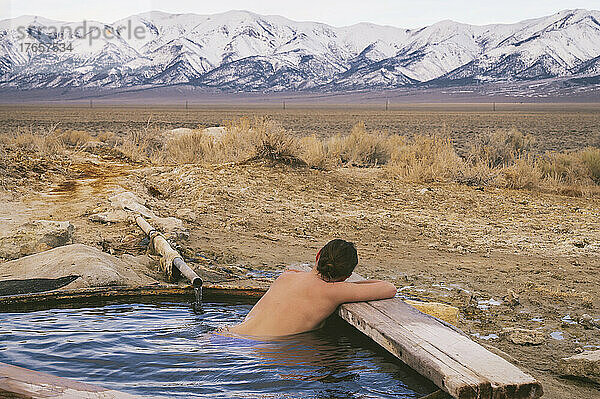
0 300 436 398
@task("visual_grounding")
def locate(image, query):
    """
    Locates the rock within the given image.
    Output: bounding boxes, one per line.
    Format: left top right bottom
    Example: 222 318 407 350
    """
501 327 545 345
120 254 163 282
405 300 460 325
108 192 154 219
175 208 197 222
579 314 599 329
89 191 187 238
558 350 600 384
166 127 195 136
561 314 578 326
202 126 227 140
0 244 157 289
162 126 226 145
89 209 130 224
0 220 74 260
503 289 520 307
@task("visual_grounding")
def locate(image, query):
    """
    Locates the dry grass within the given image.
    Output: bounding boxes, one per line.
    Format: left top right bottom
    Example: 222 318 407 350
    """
2 104 600 155
161 118 302 165
500 157 542 190
2 116 600 197
387 134 463 182
467 129 535 167
2 127 94 156
298 123 390 168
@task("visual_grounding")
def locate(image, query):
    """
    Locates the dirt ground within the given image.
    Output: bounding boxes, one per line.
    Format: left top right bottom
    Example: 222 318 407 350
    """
0 145 598 398
1 104 599 398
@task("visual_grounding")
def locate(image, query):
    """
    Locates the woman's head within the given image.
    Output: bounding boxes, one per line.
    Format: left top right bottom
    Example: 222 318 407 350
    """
316 239 358 282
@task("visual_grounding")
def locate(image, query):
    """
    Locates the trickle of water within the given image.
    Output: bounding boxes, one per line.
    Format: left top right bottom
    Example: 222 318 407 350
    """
193 286 203 312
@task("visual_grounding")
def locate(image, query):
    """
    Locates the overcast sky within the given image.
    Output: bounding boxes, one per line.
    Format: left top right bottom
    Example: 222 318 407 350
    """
1 0 599 28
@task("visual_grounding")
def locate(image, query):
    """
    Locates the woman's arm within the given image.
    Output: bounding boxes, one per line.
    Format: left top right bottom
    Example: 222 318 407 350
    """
327 280 397 303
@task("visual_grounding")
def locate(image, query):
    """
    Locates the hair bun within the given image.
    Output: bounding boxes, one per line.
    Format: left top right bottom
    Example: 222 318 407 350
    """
317 262 335 280
316 239 358 281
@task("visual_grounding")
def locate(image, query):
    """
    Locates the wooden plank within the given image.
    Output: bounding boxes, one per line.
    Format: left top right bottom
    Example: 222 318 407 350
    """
339 302 490 399
0 361 141 398
0 282 267 309
293 265 543 399
369 300 542 398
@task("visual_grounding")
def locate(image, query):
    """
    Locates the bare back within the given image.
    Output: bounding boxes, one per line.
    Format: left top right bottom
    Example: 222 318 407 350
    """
228 268 396 337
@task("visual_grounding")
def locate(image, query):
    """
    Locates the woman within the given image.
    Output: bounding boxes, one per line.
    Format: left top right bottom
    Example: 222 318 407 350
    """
228 239 396 337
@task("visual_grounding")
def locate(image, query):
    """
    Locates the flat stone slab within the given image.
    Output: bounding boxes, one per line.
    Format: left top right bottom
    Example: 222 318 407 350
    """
0 276 79 296
558 350 600 384
0 220 74 260
501 327 546 345
0 244 157 290
405 299 459 325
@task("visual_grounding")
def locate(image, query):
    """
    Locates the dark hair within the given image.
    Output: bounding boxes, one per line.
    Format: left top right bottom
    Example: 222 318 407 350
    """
316 239 358 281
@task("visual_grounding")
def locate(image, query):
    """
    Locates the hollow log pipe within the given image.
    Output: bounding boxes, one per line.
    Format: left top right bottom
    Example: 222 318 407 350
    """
135 215 203 288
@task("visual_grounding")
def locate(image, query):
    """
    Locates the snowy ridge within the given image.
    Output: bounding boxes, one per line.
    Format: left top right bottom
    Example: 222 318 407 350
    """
0 9 599 91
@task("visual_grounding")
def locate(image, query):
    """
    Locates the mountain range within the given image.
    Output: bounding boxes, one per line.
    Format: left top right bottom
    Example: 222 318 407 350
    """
1 9 600 93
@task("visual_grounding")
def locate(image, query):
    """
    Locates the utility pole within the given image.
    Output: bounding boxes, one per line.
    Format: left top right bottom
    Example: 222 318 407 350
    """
89 99 92 108
283 101 286 110
385 99 389 111
185 100 188 110
493 102 496 112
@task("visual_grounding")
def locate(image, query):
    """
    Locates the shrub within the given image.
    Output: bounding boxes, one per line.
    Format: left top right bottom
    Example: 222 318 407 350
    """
117 127 164 164
580 147 600 183
539 151 588 185
500 157 541 190
163 118 302 165
388 134 463 182
332 123 390 166
12 128 65 156
59 130 92 147
469 129 535 167
299 135 328 169
248 118 301 165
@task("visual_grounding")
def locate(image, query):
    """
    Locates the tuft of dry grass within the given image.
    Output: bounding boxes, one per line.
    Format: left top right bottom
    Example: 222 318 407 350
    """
299 135 329 169
97 131 120 146
299 123 390 168
163 117 302 165
10 127 66 156
468 129 535 167
580 147 600 183
59 130 93 147
500 157 542 190
244 118 302 165
387 134 463 183
116 127 165 164
328 123 390 166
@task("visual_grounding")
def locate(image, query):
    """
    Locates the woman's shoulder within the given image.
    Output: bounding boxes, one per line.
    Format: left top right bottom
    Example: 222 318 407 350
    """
277 269 316 284
281 267 311 276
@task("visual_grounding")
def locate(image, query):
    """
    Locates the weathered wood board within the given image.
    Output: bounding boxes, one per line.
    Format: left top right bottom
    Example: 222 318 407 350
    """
0 281 268 310
294 265 543 399
0 361 141 398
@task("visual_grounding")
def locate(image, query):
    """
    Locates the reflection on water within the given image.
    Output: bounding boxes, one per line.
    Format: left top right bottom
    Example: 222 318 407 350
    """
0 301 436 398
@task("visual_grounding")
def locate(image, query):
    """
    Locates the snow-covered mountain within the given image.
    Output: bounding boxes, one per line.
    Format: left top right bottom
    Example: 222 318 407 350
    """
0 9 599 92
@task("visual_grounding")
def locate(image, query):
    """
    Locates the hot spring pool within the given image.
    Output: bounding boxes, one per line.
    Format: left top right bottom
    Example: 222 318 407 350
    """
0 300 437 398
